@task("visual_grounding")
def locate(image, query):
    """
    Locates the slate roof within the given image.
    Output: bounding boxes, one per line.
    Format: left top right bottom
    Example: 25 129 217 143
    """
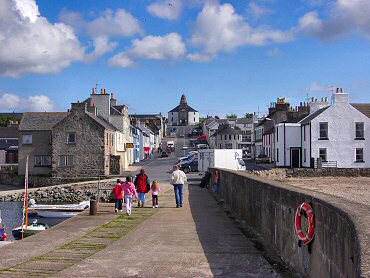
300 106 330 125
169 104 198 113
216 124 241 135
86 112 117 131
351 104 370 119
19 112 69 131
0 126 18 138
236 117 253 125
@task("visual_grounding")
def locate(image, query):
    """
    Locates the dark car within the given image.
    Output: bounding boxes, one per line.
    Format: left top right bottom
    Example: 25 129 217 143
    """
160 151 169 158
180 158 198 173
255 154 270 164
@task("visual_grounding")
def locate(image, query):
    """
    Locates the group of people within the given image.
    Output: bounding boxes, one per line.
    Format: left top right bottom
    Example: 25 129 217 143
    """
112 165 188 215
113 169 161 215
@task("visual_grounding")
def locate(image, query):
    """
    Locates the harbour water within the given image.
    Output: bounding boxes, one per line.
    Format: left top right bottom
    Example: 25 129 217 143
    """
0 201 66 240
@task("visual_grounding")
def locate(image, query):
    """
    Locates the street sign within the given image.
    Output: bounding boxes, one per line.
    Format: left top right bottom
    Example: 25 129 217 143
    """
125 143 134 148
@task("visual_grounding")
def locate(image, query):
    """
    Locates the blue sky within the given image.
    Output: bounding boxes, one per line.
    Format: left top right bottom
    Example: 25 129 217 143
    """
1 0 370 117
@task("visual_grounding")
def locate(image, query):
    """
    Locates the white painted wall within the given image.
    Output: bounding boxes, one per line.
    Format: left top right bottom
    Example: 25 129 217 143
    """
168 112 179 126
310 101 370 168
275 124 301 167
301 124 311 167
188 112 199 125
0 150 6 164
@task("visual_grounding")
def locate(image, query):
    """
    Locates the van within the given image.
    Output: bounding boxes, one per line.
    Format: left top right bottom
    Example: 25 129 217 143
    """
167 141 175 148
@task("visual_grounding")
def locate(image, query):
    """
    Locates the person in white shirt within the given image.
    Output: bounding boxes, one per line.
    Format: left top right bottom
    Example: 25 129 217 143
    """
170 165 187 208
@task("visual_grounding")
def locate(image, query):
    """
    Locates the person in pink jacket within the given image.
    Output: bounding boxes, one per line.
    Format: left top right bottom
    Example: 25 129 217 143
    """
122 176 138 216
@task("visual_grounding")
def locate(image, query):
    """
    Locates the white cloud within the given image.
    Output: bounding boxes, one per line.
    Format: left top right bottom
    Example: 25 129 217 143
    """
0 0 85 77
298 0 370 40
147 0 183 20
0 93 55 112
190 2 293 58
187 52 214 62
85 36 118 63
87 9 143 38
248 2 273 18
109 33 186 67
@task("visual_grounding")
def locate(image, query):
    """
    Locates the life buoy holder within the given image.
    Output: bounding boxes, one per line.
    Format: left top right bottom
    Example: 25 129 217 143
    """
294 202 315 245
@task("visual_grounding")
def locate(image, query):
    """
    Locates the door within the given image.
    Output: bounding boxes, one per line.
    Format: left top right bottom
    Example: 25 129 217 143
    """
291 148 301 168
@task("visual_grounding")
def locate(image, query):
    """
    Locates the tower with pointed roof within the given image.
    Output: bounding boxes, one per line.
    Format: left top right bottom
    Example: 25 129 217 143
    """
168 94 199 126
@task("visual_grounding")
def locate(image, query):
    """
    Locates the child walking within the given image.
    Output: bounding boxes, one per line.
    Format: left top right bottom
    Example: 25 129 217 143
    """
113 179 124 213
151 180 161 208
122 176 138 216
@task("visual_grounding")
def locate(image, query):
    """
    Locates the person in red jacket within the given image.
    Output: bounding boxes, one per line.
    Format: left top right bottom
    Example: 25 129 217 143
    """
134 169 150 207
113 179 124 213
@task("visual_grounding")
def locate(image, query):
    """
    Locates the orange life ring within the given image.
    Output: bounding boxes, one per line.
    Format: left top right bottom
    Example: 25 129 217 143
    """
294 202 315 245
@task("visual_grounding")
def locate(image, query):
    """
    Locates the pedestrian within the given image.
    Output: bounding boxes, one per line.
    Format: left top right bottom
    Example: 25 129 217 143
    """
122 176 138 216
113 179 124 213
151 180 161 208
134 168 150 207
170 165 187 208
215 170 220 196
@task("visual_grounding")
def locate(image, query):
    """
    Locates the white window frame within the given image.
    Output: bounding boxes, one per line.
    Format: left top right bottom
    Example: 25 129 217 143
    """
355 122 364 139
34 155 52 167
355 148 364 162
59 155 74 167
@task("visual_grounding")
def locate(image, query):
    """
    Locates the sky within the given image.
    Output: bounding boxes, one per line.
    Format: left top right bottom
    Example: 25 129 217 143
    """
1 0 370 118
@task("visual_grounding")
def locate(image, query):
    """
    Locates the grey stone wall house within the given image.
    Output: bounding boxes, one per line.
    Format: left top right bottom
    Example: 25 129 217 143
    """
215 123 243 149
52 102 118 178
18 112 69 176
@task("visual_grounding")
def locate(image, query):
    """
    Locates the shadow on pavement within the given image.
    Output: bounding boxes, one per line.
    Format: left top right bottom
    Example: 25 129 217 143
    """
187 179 281 277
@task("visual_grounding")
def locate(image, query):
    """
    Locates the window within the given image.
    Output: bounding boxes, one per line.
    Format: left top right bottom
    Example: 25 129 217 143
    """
355 148 364 162
22 134 32 145
49 134 52 145
355 122 364 139
220 144 222 148
229 135 231 140
106 133 109 145
67 133 76 144
194 117 196 122
319 122 328 139
276 127 279 142
59 155 74 167
304 149 307 162
112 134 114 146
303 127 306 141
234 135 236 140
224 135 227 140
319 148 327 162
276 148 279 162
34 155 52 167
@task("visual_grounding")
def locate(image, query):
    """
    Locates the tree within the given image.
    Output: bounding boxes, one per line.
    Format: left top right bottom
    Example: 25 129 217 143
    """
234 126 241 131
226 114 237 119
245 113 253 118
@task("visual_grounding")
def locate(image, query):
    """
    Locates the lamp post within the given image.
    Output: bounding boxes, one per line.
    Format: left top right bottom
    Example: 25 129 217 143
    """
265 118 276 164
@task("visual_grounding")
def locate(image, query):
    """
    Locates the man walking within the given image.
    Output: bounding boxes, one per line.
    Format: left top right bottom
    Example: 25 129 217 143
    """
134 169 150 207
170 165 187 208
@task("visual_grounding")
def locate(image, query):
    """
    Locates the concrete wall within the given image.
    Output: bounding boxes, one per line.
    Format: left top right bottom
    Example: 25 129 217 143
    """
209 168 369 277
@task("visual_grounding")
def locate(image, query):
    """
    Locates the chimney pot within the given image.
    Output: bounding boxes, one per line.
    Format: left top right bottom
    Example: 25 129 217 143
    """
311 97 314 102
77 100 80 104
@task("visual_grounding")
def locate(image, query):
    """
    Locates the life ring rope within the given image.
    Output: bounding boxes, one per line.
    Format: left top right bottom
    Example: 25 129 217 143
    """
294 202 315 245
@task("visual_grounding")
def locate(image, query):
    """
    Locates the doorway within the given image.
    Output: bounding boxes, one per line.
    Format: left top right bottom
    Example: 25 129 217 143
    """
291 148 301 168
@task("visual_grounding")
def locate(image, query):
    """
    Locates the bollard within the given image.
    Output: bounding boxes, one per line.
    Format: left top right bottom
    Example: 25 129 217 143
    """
90 199 98 215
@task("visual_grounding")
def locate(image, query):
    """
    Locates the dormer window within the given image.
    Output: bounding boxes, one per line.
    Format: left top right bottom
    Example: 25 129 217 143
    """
67 133 76 144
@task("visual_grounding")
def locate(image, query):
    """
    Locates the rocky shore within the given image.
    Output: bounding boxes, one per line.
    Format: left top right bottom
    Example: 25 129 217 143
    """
0 179 116 203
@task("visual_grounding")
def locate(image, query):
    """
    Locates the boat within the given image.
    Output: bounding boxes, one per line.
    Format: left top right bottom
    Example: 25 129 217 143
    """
11 156 49 240
28 199 90 218
12 220 49 240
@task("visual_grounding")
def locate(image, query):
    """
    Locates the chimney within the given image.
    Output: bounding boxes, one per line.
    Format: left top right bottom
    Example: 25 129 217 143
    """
110 92 117 106
333 87 349 105
92 88 96 95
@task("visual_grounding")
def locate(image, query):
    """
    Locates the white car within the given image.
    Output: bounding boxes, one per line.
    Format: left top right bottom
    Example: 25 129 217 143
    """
182 145 188 150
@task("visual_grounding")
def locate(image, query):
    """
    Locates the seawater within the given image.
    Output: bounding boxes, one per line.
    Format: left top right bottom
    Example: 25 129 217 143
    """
0 202 66 240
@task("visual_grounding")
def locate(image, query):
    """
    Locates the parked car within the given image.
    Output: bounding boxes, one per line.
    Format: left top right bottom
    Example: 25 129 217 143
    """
182 145 188 150
196 144 209 150
161 151 169 158
180 157 198 173
255 154 270 164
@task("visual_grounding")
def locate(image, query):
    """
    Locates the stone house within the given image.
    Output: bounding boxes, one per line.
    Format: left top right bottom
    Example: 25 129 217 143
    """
214 124 243 149
18 112 68 176
52 102 121 178
0 125 19 164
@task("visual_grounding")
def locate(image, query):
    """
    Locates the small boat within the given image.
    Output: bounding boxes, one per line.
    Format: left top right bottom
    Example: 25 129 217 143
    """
28 199 90 218
12 220 49 240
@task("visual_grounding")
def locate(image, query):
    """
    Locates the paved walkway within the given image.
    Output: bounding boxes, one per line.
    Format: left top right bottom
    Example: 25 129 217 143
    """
0 181 280 277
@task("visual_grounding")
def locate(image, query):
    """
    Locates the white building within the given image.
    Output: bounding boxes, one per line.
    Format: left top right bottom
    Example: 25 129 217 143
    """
168 94 199 126
275 89 370 168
